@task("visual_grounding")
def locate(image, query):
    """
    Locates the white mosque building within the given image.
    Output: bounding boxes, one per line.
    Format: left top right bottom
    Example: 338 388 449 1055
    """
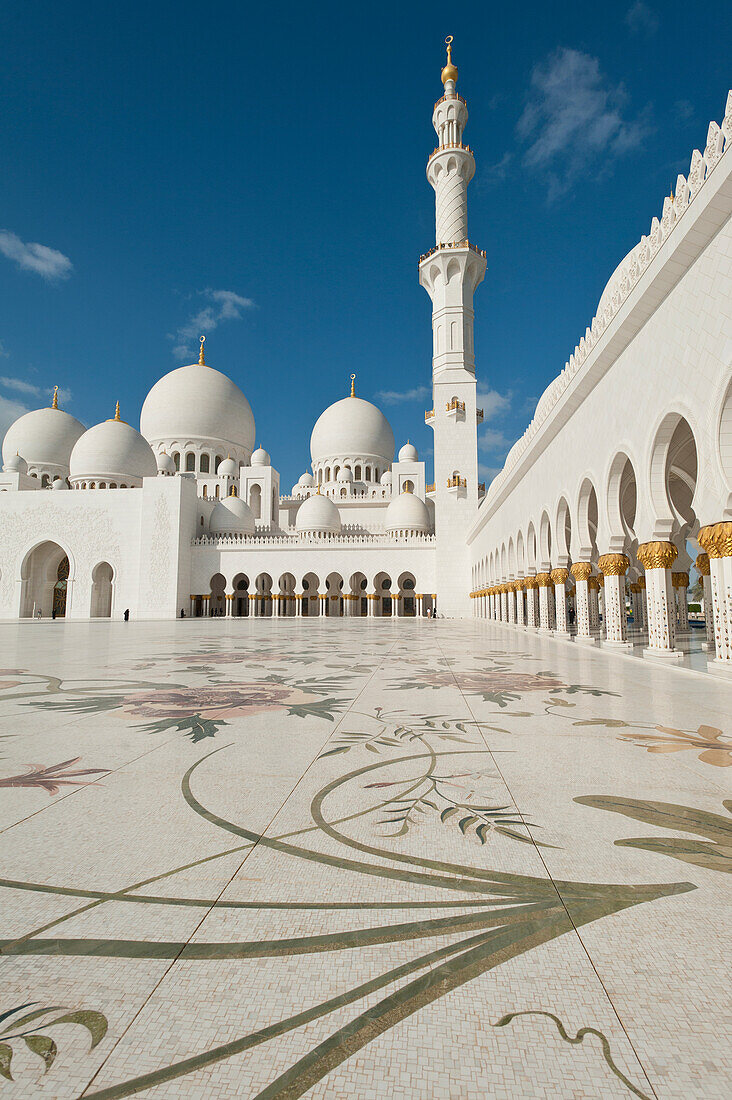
1 42 732 673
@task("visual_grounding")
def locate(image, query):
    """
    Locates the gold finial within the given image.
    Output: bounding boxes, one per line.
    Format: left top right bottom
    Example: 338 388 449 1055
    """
669 188 674 203
199 335 206 365
350 374 356 397
114 401 121 421
441 35 458 86
51 385 59 410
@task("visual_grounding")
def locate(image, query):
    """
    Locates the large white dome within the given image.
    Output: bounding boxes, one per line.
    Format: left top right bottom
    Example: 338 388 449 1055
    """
2 405 85 471
209 493 255 535
310 396 394 465
140 362 255 455
385 491 431 533
69 415 158 486
295 492 342 534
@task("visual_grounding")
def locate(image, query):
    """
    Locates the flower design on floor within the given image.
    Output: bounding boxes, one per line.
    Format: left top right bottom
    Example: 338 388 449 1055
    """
411 668 615 707
618 724 732 768
0 1001 107 1082
0 757 109 795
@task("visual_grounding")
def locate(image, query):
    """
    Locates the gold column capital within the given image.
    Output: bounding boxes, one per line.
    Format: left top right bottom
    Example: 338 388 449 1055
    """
587 576 600 591
698 521 732 559
598 553 629 576
636 540 677 570
695 552 710 576
570 561 592 581
550 568 569 585
671 571 689 588
535 572 552 587
524 576 538 590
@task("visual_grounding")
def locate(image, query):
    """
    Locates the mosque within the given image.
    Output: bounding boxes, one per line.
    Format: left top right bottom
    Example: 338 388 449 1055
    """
1 42 731 673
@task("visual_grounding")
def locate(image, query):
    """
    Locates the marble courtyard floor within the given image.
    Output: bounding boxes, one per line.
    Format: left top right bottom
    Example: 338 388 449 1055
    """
0 619 729 1099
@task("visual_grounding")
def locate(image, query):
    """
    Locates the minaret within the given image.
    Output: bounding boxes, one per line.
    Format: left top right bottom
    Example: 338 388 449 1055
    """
420 37 486 617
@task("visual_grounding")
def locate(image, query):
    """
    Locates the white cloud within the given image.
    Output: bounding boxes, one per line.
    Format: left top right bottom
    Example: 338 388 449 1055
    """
0 376 72 404
478 427 510 452
0 231 73 280
170 289 256 359
0 394 31 439
517 48 649 200
477 387 511 421
375 384 431 405
625 1 659 35
478 151 513 190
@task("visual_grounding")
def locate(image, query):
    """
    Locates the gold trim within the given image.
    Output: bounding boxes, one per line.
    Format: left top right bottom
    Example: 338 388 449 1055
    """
636 541 677 570
535 572 552 587
698 521 732 559
550 568 569 585
695 552 711 577
598 553 629 577
570 561 592 581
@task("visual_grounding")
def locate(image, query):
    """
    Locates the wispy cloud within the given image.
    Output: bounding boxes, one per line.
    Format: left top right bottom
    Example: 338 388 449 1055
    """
0 341 9 359
478 151 513 191
517 48 649 200
625 1 659 35
374 384 431 405
0 377 72 403
0 394 31 439
0 230 73 280
477 387 511 421
674 99 694 122
169 289 256 359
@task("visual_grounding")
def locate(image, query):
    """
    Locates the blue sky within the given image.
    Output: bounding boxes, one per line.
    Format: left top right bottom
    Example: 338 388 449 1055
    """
0 0 727 488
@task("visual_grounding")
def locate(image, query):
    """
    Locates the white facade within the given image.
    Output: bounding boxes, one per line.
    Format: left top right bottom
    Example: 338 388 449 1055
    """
2 46 732 664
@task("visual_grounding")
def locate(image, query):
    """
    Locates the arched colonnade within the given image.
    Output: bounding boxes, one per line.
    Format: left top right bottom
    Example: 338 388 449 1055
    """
190 570 435 619
472 407 732 669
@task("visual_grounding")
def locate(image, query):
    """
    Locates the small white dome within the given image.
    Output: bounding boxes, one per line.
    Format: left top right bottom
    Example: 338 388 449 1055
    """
69 414 157 486
2 405 85 471
380 470 393 486
157 451 176 475
310 396 394 465
218 456 238 476
2 452 28 474
251 446 270 467
385 491 431 533
295 492 342 534
140 361 255 455
298 472 315 486
337 466 353 482
209 493 255 535
398 441 418 462
51 476 69 490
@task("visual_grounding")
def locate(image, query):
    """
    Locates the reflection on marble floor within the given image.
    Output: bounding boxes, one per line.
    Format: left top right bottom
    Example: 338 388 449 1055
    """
0 618 729 1099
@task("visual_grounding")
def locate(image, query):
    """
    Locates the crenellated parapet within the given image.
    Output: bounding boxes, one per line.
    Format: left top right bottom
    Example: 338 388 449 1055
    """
486 90 732 501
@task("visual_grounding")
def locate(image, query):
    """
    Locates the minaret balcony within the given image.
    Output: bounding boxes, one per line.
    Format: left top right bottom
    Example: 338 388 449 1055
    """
446 399 466 419
446 475 467 491
419 240 486 264
424 408 435 423
428 141 473 161
476 408 484 423
433 92 467 110
426 482 436 495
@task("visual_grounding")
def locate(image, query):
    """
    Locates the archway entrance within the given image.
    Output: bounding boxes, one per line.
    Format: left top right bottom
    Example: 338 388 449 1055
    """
21 542 71 618
53 557 70 618
90 562 114 618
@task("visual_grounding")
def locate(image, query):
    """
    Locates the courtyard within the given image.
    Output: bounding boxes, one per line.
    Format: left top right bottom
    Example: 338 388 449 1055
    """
0 617 729 1098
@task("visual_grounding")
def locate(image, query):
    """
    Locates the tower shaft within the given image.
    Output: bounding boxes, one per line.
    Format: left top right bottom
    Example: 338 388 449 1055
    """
420 41 486 617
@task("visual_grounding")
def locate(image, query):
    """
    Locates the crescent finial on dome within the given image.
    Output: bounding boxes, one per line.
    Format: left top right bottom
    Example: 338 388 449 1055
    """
350 374 356 398
199 335 206 366
441 35 458 85
51 385 59 410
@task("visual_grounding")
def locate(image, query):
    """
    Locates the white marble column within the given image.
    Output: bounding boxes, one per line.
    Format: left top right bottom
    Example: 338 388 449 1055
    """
515 582 525 627
598 555 631 647
367 595 377 618
571 563 594 645
525 578 538 629
536 574 553 634
698 523 732 671
637 542 682 660
295 592 303 618
551 569 570 636
507 584 516 625
672 572 690 632
695 554 714 647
